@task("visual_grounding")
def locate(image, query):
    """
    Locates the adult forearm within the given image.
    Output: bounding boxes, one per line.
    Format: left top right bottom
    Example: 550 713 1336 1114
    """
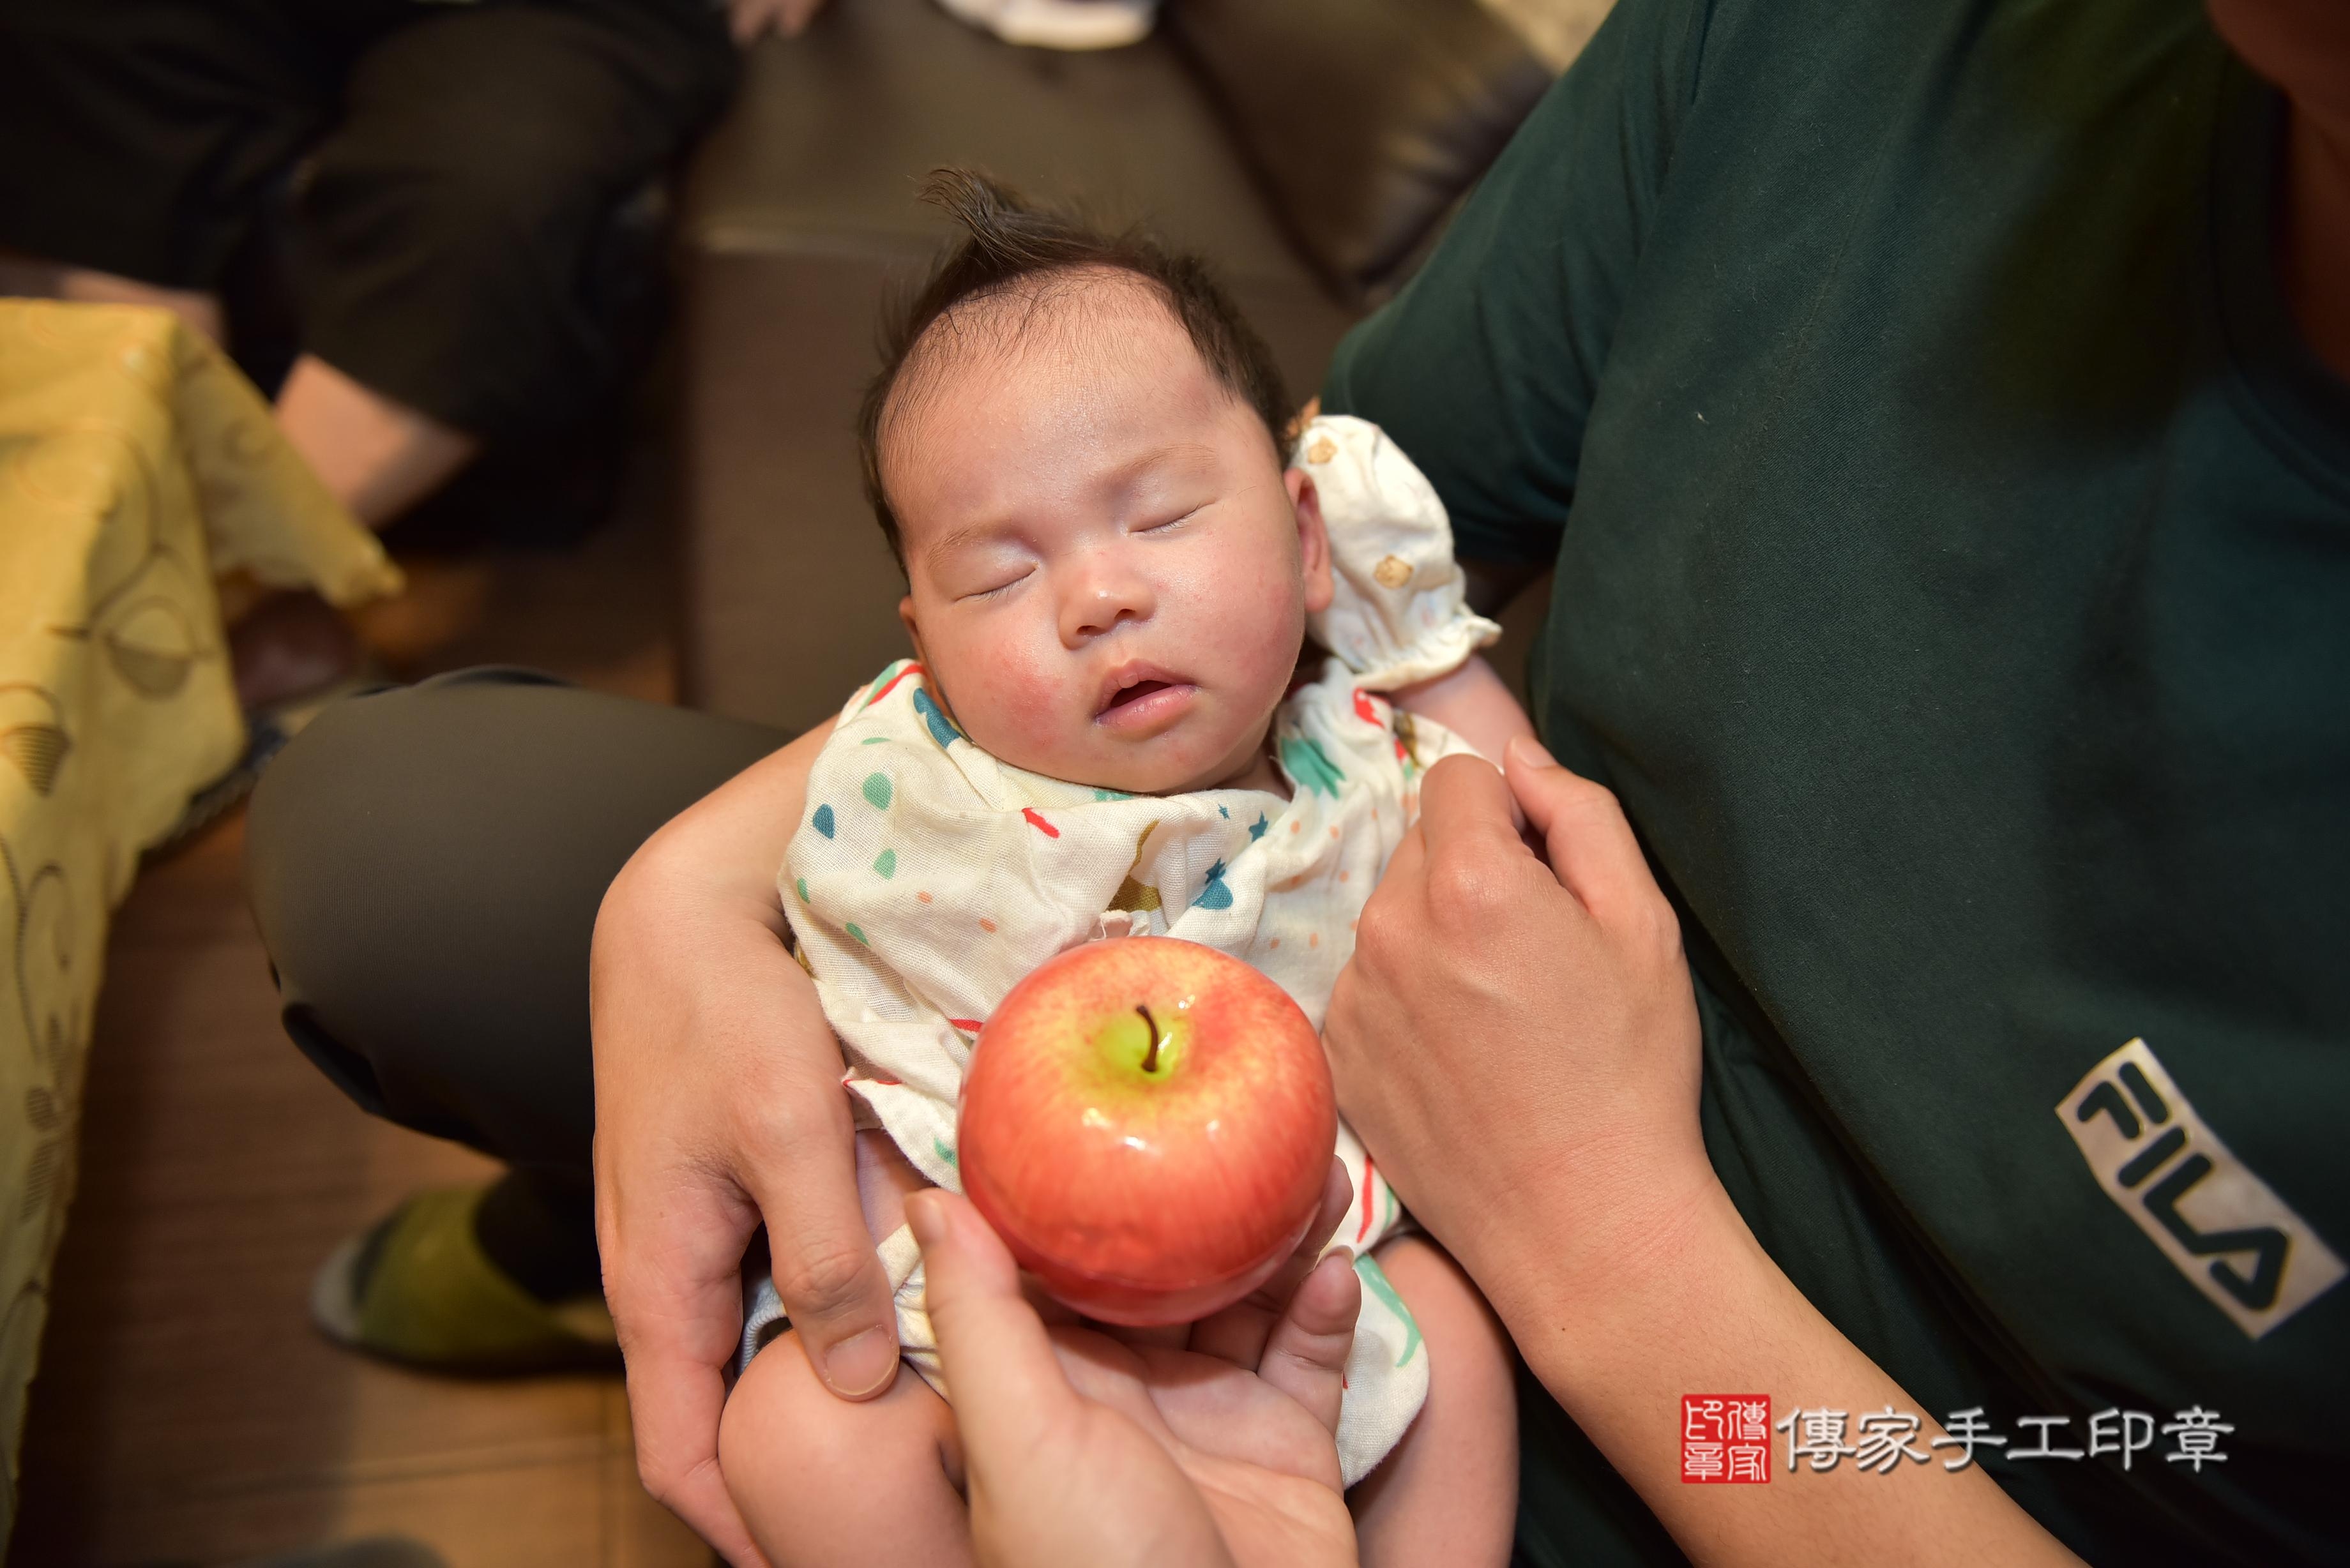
1496 1180 2078 1568
591 711 848 1174
613 717 837 933
590 705 902 1566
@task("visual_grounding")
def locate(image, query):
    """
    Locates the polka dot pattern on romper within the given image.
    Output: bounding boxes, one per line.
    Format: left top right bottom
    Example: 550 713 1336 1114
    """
913 688 963 748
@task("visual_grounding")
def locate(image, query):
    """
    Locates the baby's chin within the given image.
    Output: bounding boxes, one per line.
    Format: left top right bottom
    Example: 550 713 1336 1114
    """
983 720 1276 798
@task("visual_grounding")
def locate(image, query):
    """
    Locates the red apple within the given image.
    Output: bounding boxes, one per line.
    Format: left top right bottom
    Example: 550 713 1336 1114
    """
958 937 1337 1325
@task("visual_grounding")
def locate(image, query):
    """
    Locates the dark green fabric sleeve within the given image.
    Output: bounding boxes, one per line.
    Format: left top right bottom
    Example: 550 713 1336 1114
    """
1323 0 1711 568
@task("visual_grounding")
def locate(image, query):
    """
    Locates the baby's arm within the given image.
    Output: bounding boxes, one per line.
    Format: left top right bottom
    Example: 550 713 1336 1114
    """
1388 551 1542 765
1391 654 1537 765
1352 1236 1520 1568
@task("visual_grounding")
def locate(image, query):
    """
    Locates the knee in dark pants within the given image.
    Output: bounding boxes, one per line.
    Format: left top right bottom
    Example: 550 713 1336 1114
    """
244 668 784 1165
281 997 489 1150
279 1003 389 1130
245 676 559 1150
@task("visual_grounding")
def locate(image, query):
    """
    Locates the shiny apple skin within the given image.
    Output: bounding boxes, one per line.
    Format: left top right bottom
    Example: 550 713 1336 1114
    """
958 937 1337 1326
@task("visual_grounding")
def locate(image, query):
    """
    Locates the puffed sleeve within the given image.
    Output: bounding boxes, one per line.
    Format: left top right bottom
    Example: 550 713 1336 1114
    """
1296 414 1502 690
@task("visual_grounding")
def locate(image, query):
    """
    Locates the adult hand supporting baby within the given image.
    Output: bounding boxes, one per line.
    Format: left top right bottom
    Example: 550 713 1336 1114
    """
1325 741 2077 1564
591 722 903 1568
1326 739 1714 1322
914 1169 1364 1568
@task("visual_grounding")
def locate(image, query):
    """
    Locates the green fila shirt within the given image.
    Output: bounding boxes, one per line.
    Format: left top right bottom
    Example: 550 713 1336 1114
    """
1325 0 2350 1562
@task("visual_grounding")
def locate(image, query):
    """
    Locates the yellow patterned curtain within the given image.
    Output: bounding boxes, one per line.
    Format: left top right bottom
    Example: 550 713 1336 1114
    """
0 301 400 1544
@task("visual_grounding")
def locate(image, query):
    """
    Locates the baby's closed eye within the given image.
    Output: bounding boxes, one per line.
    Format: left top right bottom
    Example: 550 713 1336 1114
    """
957 565 1034 601
1135 501 1209 535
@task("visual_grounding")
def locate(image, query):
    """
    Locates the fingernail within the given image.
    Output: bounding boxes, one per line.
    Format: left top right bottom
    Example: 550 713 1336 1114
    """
824 1326 897 1397
1508 735 1559 769
905 1189 946 1249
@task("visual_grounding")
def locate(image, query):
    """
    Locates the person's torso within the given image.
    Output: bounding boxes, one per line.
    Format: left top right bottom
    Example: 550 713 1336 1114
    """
1522 3 2349 1560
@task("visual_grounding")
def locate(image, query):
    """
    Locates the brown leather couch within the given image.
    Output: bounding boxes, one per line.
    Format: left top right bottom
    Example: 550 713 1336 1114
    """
674 0 1598 731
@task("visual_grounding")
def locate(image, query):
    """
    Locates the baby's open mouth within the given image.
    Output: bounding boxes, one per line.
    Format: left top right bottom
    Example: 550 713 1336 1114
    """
1105 679 1172 711
1095 663 1196 730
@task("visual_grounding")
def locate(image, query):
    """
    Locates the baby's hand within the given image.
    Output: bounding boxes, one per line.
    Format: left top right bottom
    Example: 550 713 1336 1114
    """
853 1126 930 1243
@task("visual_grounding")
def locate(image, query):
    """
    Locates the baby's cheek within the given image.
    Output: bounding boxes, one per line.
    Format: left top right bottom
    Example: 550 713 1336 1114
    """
1211 565 1307 683
957 651 1077 769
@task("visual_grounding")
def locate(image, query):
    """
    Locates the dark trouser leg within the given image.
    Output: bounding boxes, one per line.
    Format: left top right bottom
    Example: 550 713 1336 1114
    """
296 0 736 439
245 669 785 1294
0 0 327 289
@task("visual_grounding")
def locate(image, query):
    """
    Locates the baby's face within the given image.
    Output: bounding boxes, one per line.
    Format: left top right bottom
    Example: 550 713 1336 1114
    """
882 281 1332 795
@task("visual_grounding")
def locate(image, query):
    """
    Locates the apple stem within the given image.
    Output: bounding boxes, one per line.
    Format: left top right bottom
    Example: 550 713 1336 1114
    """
1136 1005 1164 1074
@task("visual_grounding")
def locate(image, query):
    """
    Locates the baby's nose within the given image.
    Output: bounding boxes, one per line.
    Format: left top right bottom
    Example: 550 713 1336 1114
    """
1060 559 1155 643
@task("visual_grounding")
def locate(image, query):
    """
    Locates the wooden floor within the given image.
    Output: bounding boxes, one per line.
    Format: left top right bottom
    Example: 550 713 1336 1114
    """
13 441 713 1567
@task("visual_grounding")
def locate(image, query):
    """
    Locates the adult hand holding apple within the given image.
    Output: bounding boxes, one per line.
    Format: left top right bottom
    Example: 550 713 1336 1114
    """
914 1172 1364 1568
959 937 1338 1326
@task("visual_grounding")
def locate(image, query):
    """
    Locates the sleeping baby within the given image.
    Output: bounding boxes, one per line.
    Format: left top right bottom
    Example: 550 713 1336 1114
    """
718 170 1533 1567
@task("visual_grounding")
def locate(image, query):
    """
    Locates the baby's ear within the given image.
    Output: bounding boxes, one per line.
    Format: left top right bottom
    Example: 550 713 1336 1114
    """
1288 467 1335 616
898 594 927 661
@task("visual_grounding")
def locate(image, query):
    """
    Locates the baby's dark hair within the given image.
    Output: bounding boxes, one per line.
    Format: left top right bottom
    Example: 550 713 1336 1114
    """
858 168 1292 572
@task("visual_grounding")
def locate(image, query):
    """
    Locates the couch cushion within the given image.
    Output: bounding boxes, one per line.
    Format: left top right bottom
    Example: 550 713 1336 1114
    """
681 0 1324 293
674 0 1360 732
1164 0 1611 303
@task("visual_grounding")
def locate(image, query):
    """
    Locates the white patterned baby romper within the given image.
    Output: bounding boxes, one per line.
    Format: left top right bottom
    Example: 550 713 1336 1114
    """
747 416 1501 1485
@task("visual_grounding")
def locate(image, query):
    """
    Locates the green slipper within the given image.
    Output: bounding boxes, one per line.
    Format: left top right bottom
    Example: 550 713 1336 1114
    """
310 1185 618 1373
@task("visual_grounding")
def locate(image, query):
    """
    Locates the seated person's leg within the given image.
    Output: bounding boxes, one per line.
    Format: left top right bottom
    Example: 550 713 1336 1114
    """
0 0 319 336
292 0 736 508
722 1129 976 1567
242 1 736 701
0 0 406 703
1350 1235 1521 1568
246 669 786 1364
275 352 476 529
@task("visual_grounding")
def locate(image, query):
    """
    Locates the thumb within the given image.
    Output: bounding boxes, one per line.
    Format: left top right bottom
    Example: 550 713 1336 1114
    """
1503 735 1653 916
739 1133 902 1400
1255 1251 1361 1436
909 1190 1080 1455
